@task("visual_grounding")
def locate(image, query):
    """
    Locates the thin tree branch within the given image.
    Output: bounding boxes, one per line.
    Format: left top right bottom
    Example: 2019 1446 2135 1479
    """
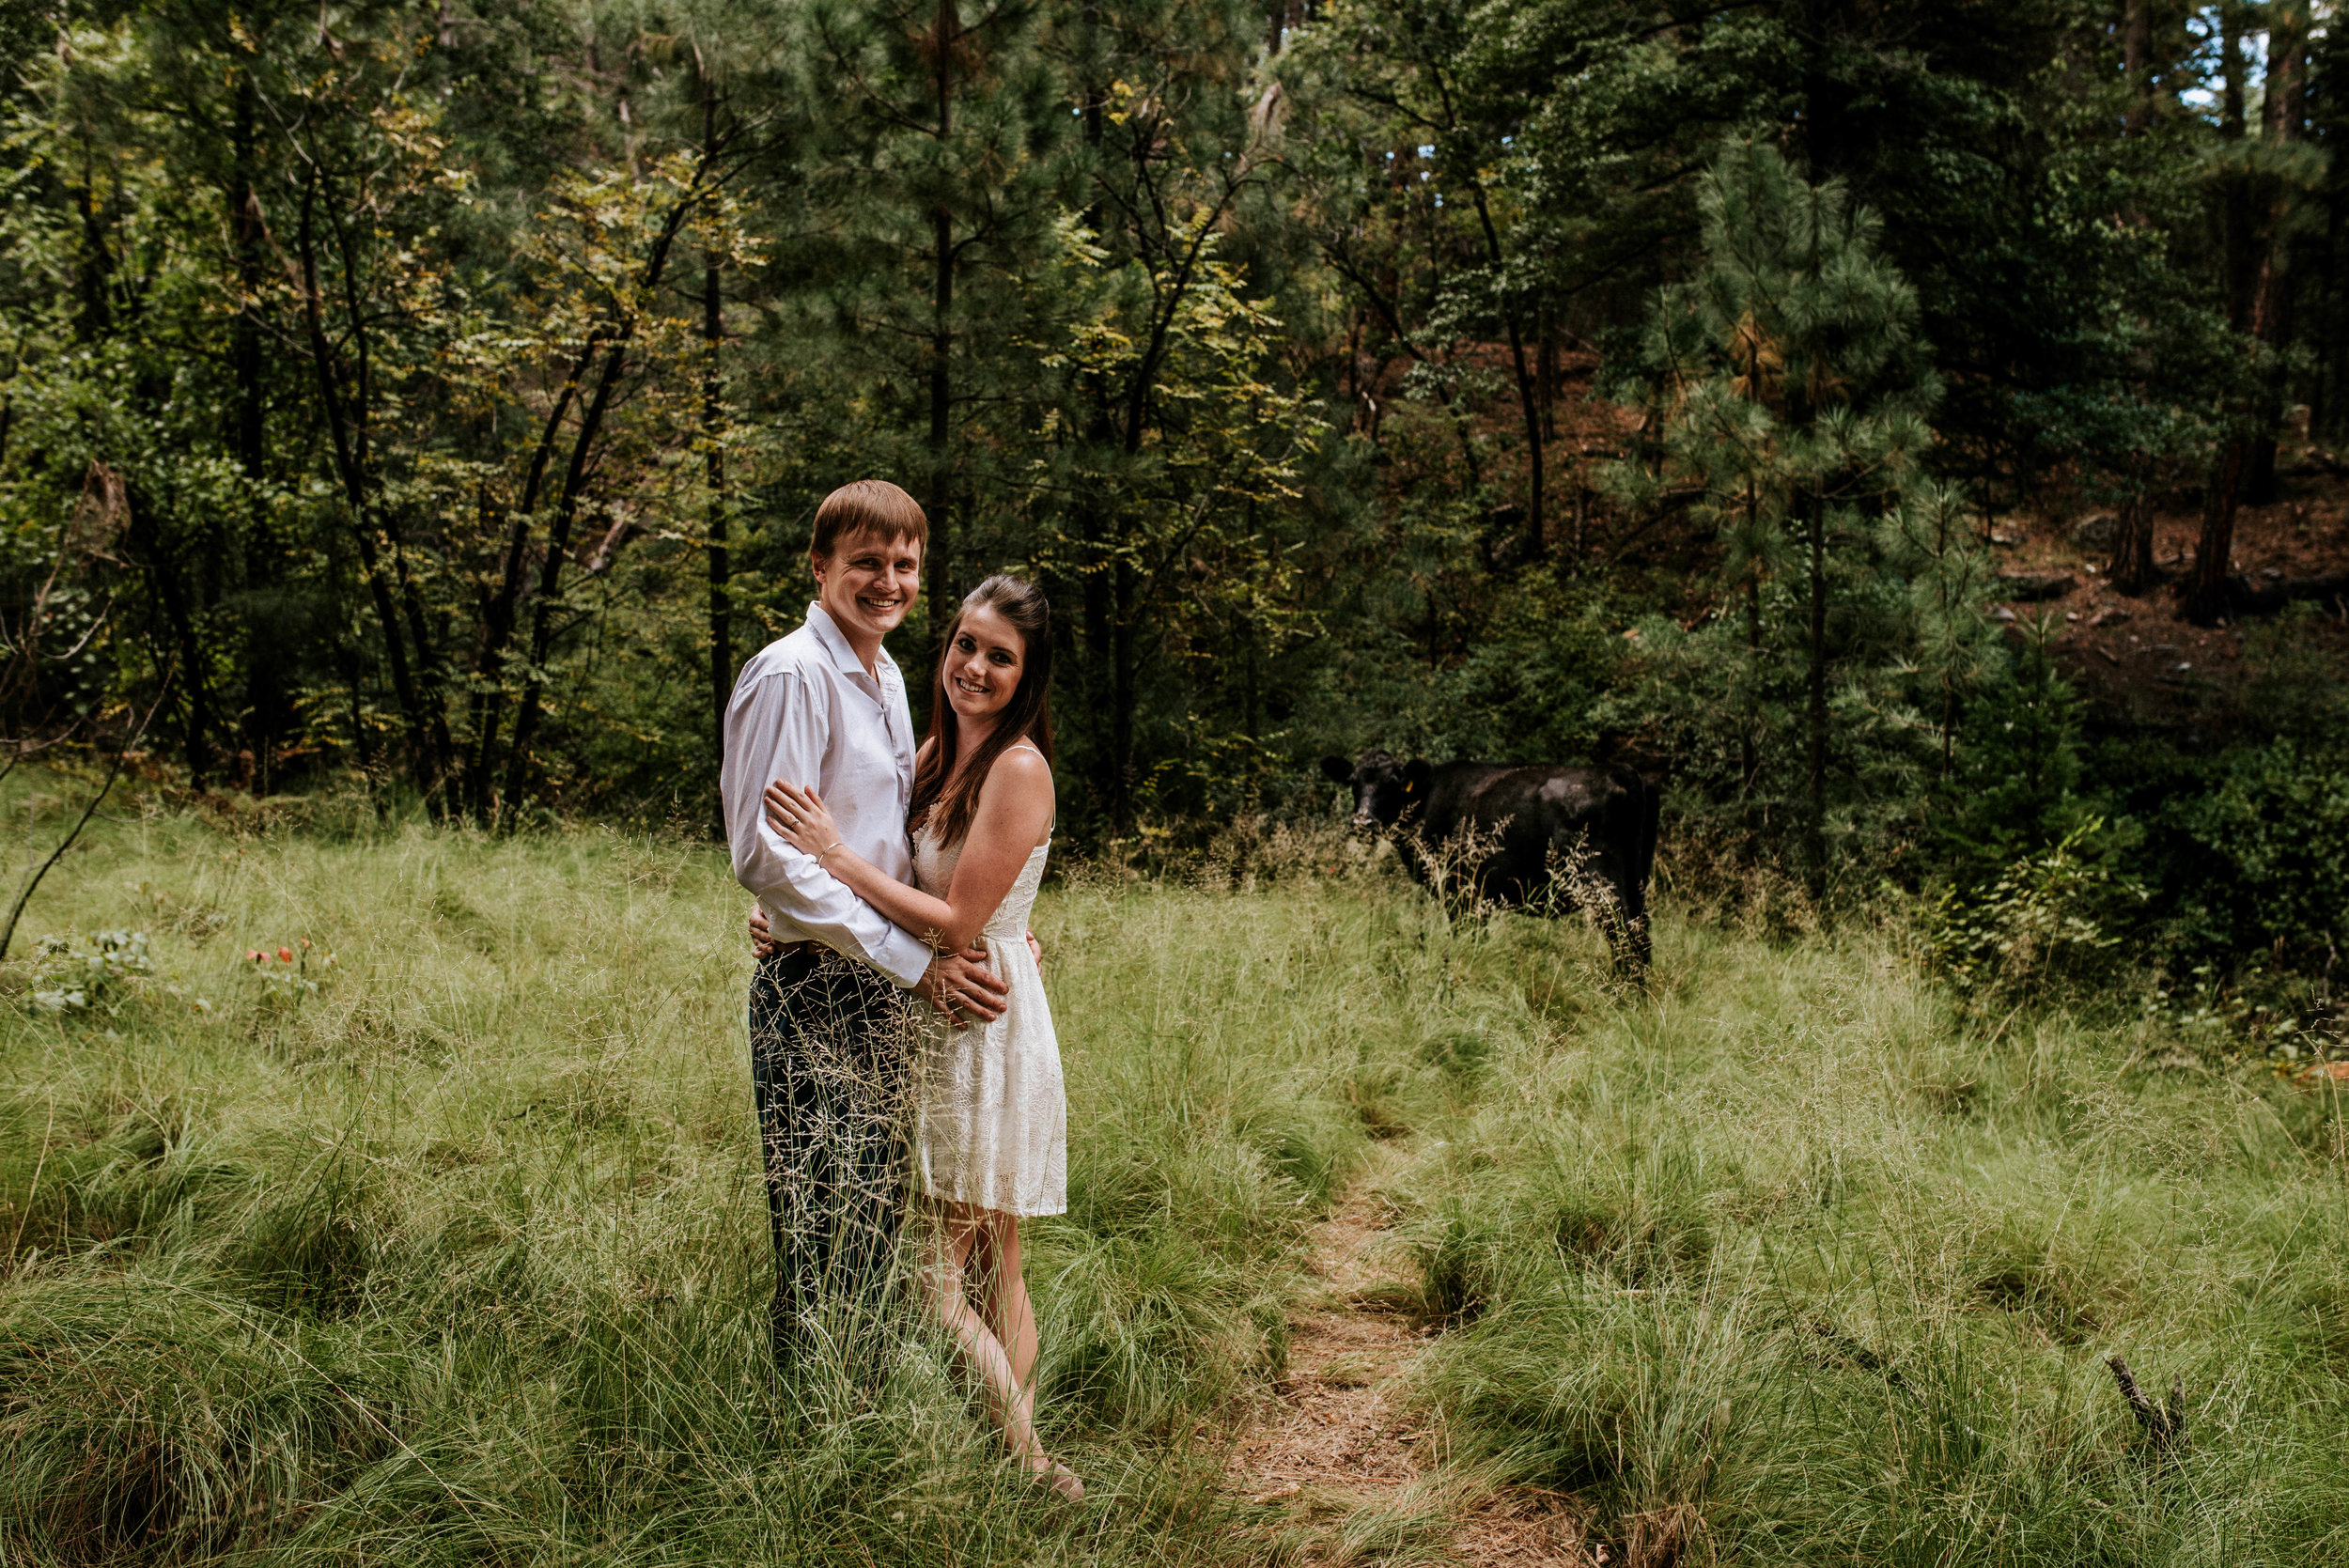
0 665 175 963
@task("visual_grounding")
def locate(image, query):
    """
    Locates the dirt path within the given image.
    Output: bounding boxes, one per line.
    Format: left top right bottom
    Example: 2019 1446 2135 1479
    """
1227 1145 1591 1565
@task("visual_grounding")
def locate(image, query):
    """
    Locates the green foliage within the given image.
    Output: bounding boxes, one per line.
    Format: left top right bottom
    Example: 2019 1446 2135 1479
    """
1436 572 1627 763
1931 618 2097 878
1605 140 1976 884
1923 817 2148 997
2059 607 2349 1009
26 929 152 1015
1913 613 2160 1000
2161 737 2349 968
0 0 2343 994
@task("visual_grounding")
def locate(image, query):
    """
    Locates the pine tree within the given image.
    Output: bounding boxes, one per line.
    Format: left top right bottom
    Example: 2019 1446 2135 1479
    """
1610 140 1944 887
786 0 1067 653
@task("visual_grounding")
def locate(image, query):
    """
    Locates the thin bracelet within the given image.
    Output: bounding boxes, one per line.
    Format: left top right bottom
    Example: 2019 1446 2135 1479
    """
817 840 843 868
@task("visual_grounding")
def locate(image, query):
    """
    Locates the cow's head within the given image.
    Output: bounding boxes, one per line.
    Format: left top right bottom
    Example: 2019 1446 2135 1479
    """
1319 751 1433 830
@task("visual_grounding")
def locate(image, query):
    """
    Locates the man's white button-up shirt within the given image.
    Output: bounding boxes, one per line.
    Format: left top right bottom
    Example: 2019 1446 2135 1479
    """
721 602 931 988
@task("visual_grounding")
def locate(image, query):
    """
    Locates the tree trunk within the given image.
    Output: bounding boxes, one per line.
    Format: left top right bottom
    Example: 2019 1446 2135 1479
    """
1739 476 1762 852
1081 500 1114 817
927 200 954 634
1322 246 1486 492
2312 184 2344 438
706 253 731 745
2192 239 2295 622
1537 311 1559 441
2108 487 2157 593
1263 0 1299 56
1071 63 1118 825
2122 0 2152 138
1804 496 1828 887
2193 3 2307 619
702 85 732 751
499 183 701 817
468 345 594 821
2104 0 2156 585
74 147 112 343
295 173 432 780
221 68 269 773
124 485 213 784
1111 548 1136 827
1466 181 1545 556
317 169 457 794
1428 51 1543 554
228 71 266 493
501 341 636 814
333 635 376 778
926 0 957 649
2191 7 2253 626
2219 8 2253 332
1741 572 1762 854
389 532 457 800
2190 437 2247 623
2245 3 2309 507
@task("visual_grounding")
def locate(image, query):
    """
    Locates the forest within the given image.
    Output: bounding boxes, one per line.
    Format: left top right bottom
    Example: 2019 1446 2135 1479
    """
5 0 2348 1015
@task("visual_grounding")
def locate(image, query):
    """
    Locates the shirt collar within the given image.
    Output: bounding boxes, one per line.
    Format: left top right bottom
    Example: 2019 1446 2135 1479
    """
804 601 899 686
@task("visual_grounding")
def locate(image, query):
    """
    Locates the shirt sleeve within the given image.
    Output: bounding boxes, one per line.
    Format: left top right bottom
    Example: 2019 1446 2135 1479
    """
721 665 932 988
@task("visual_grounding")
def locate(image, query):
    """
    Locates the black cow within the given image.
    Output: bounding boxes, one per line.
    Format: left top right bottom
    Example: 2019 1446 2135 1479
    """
1320 751 1662 971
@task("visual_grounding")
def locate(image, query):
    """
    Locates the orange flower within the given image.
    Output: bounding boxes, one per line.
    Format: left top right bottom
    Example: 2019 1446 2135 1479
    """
278 947 293 962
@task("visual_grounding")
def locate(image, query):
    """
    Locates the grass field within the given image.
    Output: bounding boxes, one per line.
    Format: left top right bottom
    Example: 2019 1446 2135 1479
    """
1 796 2345 1565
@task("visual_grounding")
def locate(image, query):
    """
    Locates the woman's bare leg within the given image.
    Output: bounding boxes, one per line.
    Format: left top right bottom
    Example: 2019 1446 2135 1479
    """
916 1202 1043 1462
968 1213 1041 1447
916 1200 1079 1498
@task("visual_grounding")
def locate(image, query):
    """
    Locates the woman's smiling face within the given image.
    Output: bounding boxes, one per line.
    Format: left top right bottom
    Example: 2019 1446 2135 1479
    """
944 603 1026 722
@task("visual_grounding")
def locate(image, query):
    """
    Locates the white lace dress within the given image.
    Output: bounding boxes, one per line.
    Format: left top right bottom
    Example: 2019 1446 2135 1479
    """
910 821 1067 1217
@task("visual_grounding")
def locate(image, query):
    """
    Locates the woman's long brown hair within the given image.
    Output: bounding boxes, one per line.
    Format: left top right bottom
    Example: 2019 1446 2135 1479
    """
910 576 1054 846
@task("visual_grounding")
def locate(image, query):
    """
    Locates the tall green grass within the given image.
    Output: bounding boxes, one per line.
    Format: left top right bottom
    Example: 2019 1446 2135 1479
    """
0 802 1472 1564
1388 914 2349 1564
3 796 2344 1563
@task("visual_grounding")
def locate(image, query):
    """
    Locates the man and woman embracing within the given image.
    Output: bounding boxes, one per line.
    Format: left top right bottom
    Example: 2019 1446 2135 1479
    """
718 479 1083 1501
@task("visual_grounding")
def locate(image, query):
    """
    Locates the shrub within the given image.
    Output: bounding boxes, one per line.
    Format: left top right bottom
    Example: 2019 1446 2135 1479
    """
2159 736 2349 969
1922 818 2148 996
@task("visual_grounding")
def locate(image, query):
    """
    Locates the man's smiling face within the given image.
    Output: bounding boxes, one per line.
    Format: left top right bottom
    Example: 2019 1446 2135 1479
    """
811 527 922 655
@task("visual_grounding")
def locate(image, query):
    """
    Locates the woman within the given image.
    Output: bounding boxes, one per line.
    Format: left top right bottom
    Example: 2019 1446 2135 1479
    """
760 575 1079 1501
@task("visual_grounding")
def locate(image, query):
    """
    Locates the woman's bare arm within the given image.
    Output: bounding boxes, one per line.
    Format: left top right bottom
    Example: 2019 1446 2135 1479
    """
764 794 953 939
932 748 1054 950
765 749 1052 953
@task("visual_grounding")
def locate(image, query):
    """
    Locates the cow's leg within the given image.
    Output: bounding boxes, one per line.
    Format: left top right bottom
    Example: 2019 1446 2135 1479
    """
1577 842 1648 978
1616 871 1652 978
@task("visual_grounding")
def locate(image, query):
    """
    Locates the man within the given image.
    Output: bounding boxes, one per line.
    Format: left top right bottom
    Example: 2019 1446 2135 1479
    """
721 478 1007 1374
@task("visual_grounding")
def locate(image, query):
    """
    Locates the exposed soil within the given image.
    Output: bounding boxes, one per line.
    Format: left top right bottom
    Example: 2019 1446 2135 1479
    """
1227 1146 1593 1565
1990 458 2349 736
